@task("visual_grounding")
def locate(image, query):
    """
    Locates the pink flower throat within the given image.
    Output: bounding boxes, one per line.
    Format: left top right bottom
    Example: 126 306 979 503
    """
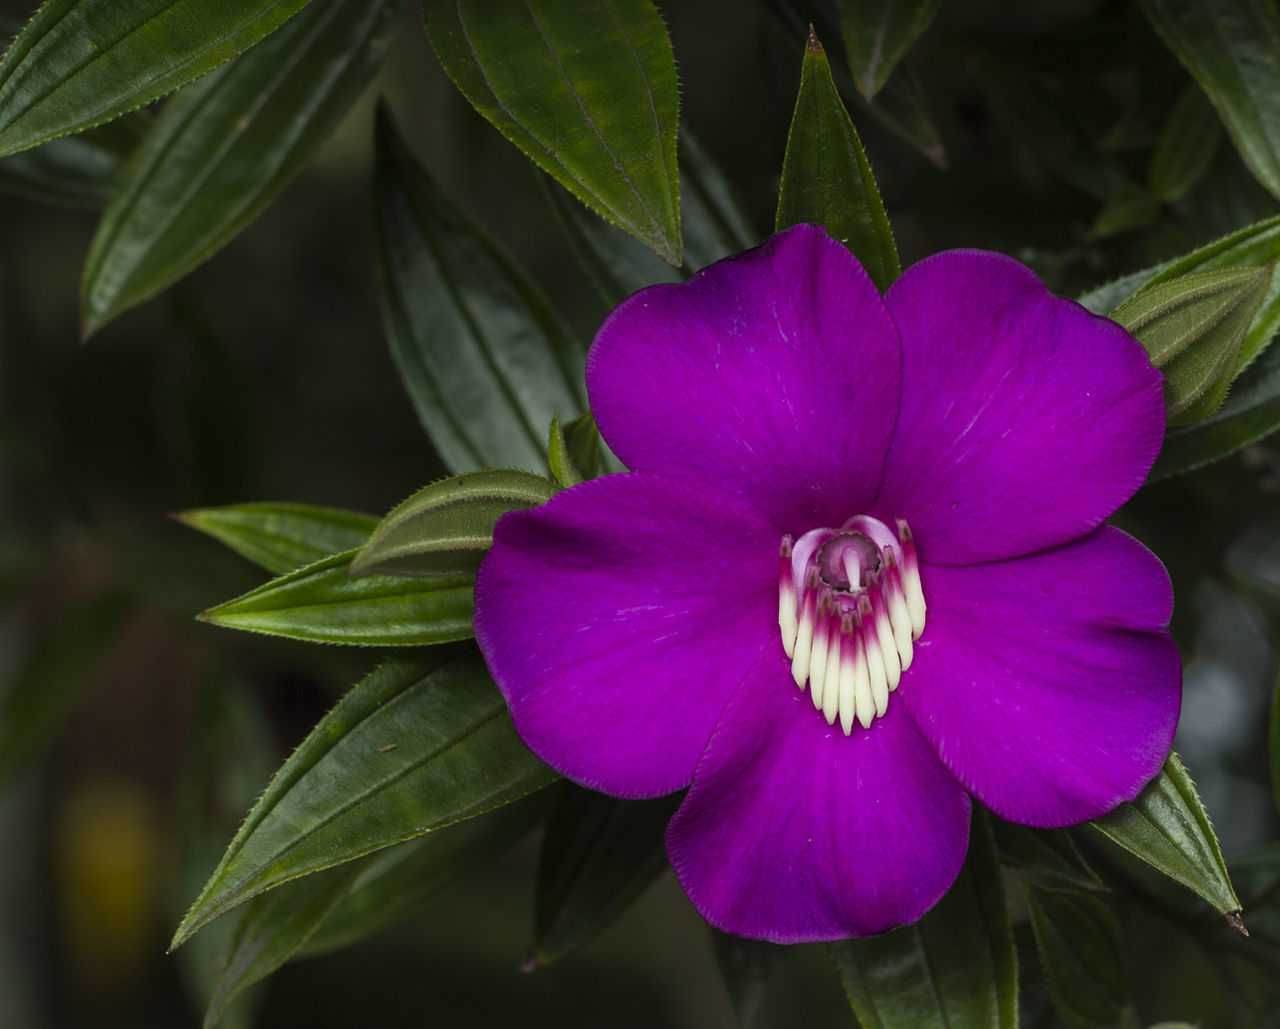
777 516 926 734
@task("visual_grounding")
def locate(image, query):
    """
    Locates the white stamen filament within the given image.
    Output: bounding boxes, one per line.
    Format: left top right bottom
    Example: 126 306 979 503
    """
778 517 924 735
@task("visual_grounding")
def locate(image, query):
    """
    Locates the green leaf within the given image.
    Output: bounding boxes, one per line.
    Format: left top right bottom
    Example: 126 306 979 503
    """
1111 265 1272 422
372 106 587 474
0 0 315 159
1089 751 1242 924
79 0 403 335
1140 0 1280 201
172 650 556 947
991 821 1103 892
1154 336 1280 476
840 0 941 99
197 549 473 646
562 412 606 479
348 470 558 580
205 859 364 1027
1090 183 1160 239
0 112 146 206
776 29 900 291
0 592 130 783
421 0 681 263
548 415 584 489
1149 84 1223 202
299 795 547 957
1026 885 1137 1029
545 131 757 307
710 930 786 1027
177 503 378 575
530 786 680 966
830 812 1017 1029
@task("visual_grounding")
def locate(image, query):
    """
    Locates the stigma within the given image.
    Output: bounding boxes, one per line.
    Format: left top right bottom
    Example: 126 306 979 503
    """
777 516 925 735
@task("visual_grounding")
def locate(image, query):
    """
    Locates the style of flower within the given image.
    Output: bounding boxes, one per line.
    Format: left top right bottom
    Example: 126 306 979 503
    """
474 224 1181 943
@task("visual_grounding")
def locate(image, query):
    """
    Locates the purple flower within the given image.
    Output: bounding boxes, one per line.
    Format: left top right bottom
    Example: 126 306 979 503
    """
474 224 1181 943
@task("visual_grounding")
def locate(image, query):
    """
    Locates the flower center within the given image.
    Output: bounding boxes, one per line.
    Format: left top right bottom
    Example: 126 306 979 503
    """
777 516 926 735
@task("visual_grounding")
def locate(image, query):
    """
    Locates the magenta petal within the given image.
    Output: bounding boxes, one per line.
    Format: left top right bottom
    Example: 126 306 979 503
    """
900 527 1181 827
875 250 1165 565
473 473 780 798
587 224 902 532
667 652 972 942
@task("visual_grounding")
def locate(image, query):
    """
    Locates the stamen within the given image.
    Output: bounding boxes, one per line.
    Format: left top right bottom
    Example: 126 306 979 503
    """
836 613 859 734
778 536 797 659
822 610 842 726
790 567 820 689
881 549 914 670
809 591 834 708
859 593 890 718
867 572 901 692
896 519 926 639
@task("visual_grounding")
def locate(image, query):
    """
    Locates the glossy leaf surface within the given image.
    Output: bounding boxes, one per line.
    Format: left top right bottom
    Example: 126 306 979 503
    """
421 0 681 262
178 503 378 575
776 30 900 290
349 470 558 580
197 549 473 646
531 787 680 965
80 0 403 334
840 0 941 99
1089 752 1241 922
1111 265 1272 421
830 814 1017 1029
1027 886 1136 1029
1141 0 1280 201
372 107 587 473
0 113 146 206
546 131 757 306
173 650 556 945
0 0 314 158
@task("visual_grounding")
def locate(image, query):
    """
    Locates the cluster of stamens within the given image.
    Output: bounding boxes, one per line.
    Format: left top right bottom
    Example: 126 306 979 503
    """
777 516 925 735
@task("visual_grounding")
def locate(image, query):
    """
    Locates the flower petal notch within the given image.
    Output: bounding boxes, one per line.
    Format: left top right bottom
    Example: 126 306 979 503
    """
474 224 1181 943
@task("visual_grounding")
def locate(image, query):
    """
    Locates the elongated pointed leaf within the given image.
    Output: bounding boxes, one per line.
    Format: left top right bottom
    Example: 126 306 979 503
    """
830 813 1017 1029
348 470 558 579
0 592 130 783
1140 0 1280 201
197 548 473 646
530 786 679 966
173 650 556 946
206 794 547 1024
1149 84 1223 202
841 0 941 99
1089 751 1241 923
766 0 945 164
421 0 680 263
178 503 378 575
992 821 1102 892
1026 885 1136 1029
776 30 900 290
0 0 315 158
1142 215 1280 370
79 0 403 335
299 795 547 957
545 132 758 306
373 107 587 473
1111 265 1272 421
205 859 364 1027
0 112 146 206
